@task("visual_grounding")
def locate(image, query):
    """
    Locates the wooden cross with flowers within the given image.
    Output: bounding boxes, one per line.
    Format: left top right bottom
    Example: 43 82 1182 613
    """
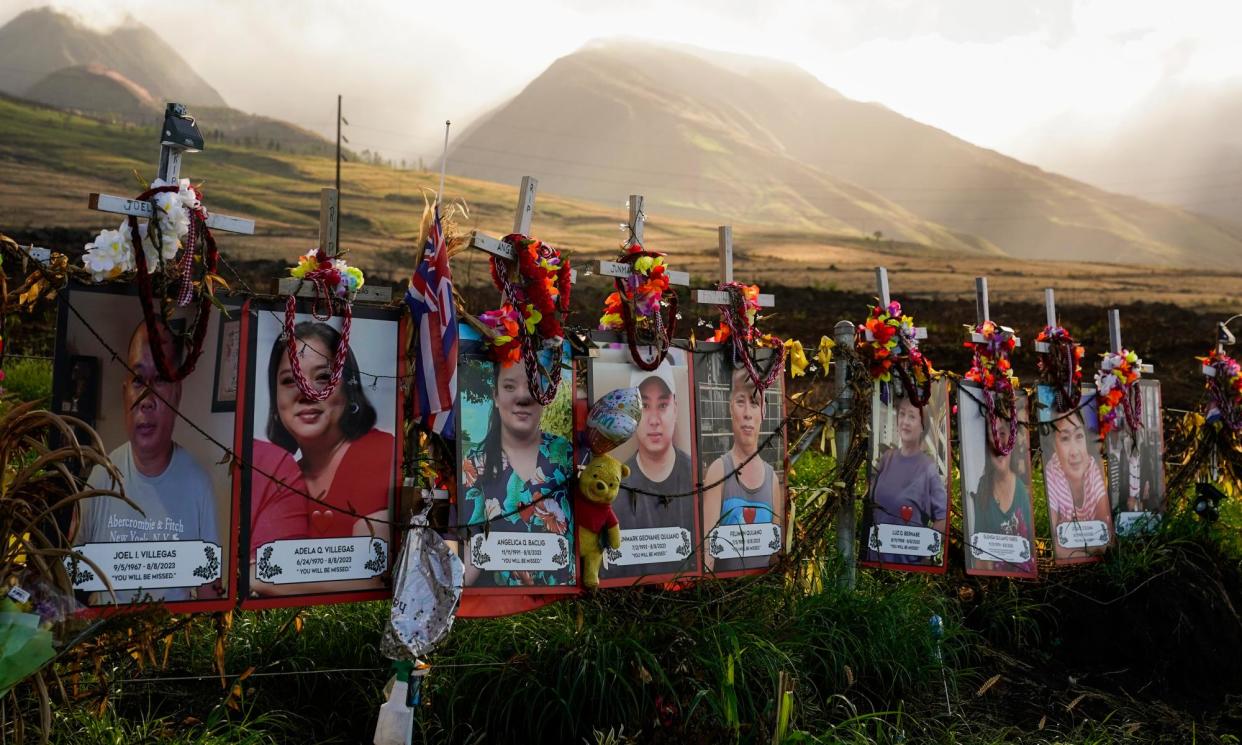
277 188 390 302
693 226 774 310
594 195 690 287
86 103 255 240
857 267 930 402
1095 308 1153 437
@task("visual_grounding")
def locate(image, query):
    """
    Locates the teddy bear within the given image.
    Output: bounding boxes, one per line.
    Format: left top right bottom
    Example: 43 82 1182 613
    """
574 453 629 589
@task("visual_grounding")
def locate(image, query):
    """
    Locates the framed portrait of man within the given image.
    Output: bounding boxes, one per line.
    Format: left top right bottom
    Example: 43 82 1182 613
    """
693 343 787 577
959 383 1037 579
588 344 699 586
1037 385 1113 563
238 299 403 609
860 377 952 573
53 285 238 612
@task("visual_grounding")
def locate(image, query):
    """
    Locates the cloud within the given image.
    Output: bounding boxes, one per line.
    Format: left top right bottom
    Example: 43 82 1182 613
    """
1 0 1239 165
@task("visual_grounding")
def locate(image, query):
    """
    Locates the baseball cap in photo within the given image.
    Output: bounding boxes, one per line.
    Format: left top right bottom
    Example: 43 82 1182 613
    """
630 360 676 396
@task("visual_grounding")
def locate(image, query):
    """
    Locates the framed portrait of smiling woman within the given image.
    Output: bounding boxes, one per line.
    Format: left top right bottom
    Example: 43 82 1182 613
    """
1037 385 1113 564
238 299 403 609
54 284 240 613
452 322 578 609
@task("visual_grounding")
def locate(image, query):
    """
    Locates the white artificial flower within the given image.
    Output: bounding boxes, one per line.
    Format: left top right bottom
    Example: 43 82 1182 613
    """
82 226 132 282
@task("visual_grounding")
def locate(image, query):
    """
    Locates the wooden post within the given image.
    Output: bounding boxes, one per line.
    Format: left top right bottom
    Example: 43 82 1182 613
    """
718 226 733 283
833 319 857 590
1045 288 1057 328
1108 309 1123 355
318 187 338 257
629 195 645 245
875 267 890 307
512 176 538 235
975 276 990 324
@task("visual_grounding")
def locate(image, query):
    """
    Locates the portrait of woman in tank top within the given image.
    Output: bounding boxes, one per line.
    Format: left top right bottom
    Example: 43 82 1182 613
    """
702 368 782 573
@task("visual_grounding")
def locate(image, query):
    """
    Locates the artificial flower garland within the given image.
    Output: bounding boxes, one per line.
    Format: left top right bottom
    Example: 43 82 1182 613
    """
709 281 785 395
105 179 219 382
964 320 1020 456
598 241 677 371
283 250 364 402
1201 349 1242 432
856 300 932 406
1095 349 1142 437
1035 325 1084 414
485 234 572 405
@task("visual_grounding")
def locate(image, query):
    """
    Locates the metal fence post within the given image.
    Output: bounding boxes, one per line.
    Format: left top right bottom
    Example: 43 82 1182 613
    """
833 319 857 589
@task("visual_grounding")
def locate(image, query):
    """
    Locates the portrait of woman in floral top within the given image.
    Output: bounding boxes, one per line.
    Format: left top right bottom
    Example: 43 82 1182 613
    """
461 360 575 587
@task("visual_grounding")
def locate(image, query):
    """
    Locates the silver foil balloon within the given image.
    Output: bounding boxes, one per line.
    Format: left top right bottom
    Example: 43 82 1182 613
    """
380 498 463 660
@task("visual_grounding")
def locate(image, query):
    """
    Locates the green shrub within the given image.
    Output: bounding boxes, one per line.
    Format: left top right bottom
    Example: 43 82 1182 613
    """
3 357 52 403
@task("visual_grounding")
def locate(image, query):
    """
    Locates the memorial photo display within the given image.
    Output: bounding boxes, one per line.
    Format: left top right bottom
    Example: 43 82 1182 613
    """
1106 379 1166 534
693 344 788 576
239 299 402 607
455 323 577 592
959 384 1037 579
54 285 238 611
860 377 952 573
1037 386 1113 564
588 344 699 585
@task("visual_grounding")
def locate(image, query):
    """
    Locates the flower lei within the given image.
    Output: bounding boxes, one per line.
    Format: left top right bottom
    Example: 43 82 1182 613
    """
856 300 932 406
1095 349 1142 437
964 321 1019 456
598 241 677 371
485 234 571 405
1201 349 1242 432
87 179 218 382
709 281 785 395
1035 325 1084 414
283 250 364 402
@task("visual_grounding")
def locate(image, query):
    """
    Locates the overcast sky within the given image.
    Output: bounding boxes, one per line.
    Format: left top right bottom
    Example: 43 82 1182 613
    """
4 0 1240 168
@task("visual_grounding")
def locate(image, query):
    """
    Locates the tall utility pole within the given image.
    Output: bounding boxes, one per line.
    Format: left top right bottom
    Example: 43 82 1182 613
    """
335 94 342 252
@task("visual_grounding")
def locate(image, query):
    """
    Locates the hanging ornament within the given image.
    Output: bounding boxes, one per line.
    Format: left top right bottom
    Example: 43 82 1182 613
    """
1095 349 1142 438
964 321 1020 456
1035 325 1084 414
598 239 677 371
283 250 364 402
485 234 571 405
708 281 784 395
856 300 933 406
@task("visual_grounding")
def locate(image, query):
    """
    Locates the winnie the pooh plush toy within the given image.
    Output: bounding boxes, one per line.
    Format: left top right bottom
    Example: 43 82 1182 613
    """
574 453 629 589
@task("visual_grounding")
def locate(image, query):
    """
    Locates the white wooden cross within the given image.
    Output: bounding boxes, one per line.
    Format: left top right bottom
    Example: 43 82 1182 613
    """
1034 288 1058 353
864 266 927 342
1205 318 1238 378
970 276 1020 347
468 176 576 283
694 226 775 307
86 102 255 237
1108 308 1153 373
277 187 391 303
594 195 690 286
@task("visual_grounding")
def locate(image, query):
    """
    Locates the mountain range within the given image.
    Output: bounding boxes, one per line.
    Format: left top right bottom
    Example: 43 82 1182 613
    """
1 8 1239 269
448 40 1242 267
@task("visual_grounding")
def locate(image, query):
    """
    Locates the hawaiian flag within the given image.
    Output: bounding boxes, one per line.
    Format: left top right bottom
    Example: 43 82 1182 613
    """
406 202 458 438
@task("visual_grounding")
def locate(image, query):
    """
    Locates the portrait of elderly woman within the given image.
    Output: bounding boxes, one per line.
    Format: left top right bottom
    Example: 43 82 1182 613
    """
248 317 398 598
1038 386 1112 563
861 379 950 571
